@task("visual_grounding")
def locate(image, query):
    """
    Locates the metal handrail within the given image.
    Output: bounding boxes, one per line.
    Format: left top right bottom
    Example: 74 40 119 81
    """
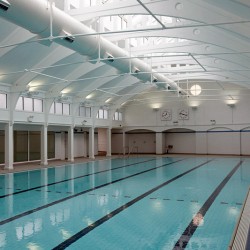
127 145 138 158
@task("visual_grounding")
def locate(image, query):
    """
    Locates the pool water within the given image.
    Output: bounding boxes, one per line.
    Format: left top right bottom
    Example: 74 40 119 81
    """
0 156 249 249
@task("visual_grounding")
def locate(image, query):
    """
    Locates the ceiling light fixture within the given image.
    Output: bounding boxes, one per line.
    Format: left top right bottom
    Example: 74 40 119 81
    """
190 84 202 96
62 30 75 43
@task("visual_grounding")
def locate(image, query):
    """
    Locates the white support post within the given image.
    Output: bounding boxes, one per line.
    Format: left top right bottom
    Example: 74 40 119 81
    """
41 124 48 166
106 127 111 157
89 127 95 159
68 126 74 162
4 122 13 170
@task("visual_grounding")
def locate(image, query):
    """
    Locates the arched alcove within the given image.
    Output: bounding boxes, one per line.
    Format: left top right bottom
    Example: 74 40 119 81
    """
125 129 156 154
206 127 239 155
163 128 196 154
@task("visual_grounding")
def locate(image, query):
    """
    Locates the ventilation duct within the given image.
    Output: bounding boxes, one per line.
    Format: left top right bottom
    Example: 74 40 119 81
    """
0 0 185 94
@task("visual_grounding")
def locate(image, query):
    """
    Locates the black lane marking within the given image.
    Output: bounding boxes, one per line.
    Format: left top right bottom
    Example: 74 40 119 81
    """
220 201 228 204
173 160 243 250
0 158 156 199
0 158 185 226
52 160 213 250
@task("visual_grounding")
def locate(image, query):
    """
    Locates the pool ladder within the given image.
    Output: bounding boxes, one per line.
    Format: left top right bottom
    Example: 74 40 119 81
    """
119 146 138 158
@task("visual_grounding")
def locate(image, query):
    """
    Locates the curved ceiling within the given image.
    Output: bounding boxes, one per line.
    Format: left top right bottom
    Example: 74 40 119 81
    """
1 0 250 111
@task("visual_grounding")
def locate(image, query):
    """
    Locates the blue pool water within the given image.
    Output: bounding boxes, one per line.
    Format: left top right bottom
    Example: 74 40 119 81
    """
0 156 249 249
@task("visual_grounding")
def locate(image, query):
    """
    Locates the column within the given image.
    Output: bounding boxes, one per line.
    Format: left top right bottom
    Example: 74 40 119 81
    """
106 127 111 157
68 126 74 162
89 127 95 159
5 122 13 169
155 132 165 155
41 124 48 166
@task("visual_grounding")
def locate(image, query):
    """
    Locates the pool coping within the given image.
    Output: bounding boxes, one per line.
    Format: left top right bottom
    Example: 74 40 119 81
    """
228 187 250 250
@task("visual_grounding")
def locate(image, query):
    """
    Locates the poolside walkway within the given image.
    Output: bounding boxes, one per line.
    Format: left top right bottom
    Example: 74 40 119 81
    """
0 156 113 174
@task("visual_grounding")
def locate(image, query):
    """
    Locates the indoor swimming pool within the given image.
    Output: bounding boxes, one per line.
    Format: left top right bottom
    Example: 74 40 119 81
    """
0 156 249 249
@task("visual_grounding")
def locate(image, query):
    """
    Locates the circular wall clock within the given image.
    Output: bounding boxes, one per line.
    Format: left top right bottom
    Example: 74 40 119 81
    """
161 109 172 121
178 108 189 120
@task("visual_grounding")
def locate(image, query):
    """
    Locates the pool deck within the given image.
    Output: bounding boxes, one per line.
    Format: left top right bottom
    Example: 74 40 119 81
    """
228 188 250 250
0 154 248 175
0 156 112 174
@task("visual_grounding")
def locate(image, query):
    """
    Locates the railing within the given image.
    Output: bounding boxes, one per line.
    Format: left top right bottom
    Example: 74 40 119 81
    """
119 146 139 158
228 187 250 250
117 146 129 158
127 145 138 158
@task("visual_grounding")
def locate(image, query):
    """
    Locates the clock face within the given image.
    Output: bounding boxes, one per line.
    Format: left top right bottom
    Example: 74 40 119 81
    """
161 109 172 121
178 108 189 120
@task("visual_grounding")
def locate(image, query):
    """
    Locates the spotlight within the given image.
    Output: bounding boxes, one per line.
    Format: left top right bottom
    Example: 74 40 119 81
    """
0 0 10 11
132 67 140 74
227 103 235 108
62 30 75 43
27 115 34 122
152 77 158 83
104 53 114 62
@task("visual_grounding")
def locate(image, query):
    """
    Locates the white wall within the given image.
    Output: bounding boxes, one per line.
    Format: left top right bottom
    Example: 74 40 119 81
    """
127 132 155 154
74 133 85 157
207 128 240 155
98 128 107 152
55 132 62 159
124 99 250 127
241 129 250 155
55 131 98 159
165 130 196 154
121 99 250 155
111 133 123 154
